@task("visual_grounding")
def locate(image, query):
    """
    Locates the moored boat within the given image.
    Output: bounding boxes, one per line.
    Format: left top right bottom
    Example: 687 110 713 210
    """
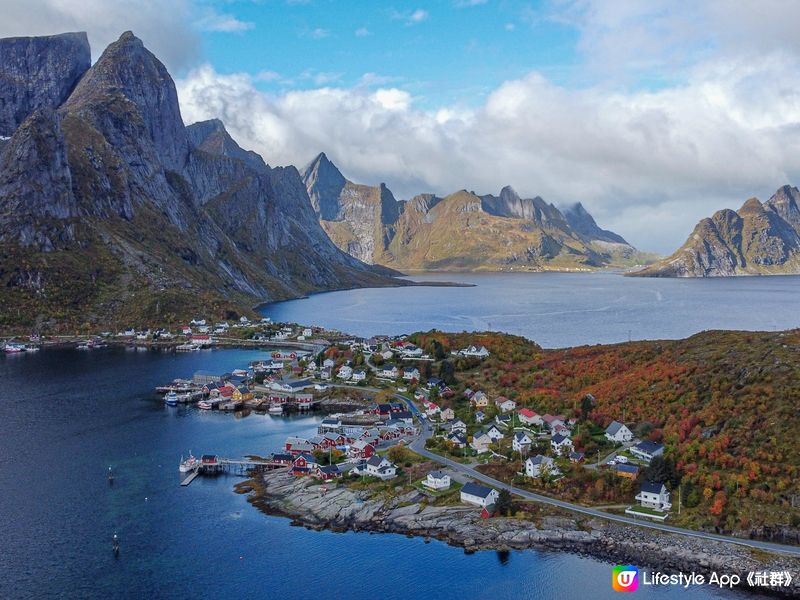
179 453 199 472
268 402 284 414
3 342 26 353
197 399 213 410
164 391 178 406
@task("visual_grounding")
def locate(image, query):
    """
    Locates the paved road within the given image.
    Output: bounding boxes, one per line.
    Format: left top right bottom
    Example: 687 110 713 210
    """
397 403 800 558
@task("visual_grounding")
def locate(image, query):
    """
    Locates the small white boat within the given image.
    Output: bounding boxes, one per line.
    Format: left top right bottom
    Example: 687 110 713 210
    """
197 399 213 410
268 403 283 414
3 343 26 353
76 343 90 350
175 343 198 352
179 453 199 472
25 346 40 352
164 391 178 406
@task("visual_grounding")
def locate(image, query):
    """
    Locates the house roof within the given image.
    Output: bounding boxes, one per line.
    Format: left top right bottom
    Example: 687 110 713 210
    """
527 454 552 466
429 470 448 479
634 440 664 454
514 431 531 442
518 408 537 418
615 464 639 474
461 482 495 499
318 465 340 475
569 451 585 461
606 420 626 435
641 480 666 494
366 455 386 467
552 433 570 445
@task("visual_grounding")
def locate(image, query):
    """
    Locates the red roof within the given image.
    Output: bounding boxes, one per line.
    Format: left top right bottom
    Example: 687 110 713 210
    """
518 408 537 418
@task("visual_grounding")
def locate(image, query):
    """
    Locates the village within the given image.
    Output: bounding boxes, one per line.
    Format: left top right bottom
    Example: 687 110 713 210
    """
146 316 676 524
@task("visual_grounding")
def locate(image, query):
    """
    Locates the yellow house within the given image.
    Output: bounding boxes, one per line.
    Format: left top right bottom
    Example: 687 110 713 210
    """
471 391 489 409
233 386 254 402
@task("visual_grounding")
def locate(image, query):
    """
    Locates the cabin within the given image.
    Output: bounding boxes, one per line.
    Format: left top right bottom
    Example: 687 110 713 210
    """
447 432 468 448
614 464 640 479
630 441 665 463
635 481 672 511
270 453 294 466
485 425 505 441
380 365 399 379
314 464 342 481
550 433 574 456
470 432 493 454
605 421 634 443
422 470 451 491
291 453 318 476
470 391 489 408
232 386 253 402
352 370 367 382
460 482 499 507
403 367 420 381
348 440 375 459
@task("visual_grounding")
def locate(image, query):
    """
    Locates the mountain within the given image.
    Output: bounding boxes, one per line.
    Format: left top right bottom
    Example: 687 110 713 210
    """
0 32 396 329
633 185 800 277
302 156 649 271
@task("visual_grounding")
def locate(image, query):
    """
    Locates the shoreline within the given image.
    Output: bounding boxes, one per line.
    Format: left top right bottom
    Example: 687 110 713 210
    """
241 470 800 598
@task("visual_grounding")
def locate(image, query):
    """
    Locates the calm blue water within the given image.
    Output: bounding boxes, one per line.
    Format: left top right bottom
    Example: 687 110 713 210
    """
0 347 768 599
261 272 800 347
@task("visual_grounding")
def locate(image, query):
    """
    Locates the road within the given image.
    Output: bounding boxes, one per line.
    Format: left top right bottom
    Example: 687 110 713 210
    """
393 394 800 558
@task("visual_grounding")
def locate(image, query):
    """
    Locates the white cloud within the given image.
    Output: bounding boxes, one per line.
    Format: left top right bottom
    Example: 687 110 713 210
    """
0 0 201 70
194 9 254 33
307 27 329 39
177 52 800 254
392 8 429 26
455 0 488 6
355 27 371 37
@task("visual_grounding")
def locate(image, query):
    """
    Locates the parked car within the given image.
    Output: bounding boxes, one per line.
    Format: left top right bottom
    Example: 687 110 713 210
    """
616 455 628 464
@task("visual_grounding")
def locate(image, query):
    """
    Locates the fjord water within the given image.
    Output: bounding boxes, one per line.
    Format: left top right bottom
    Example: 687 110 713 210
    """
262 272 800 347
0 348 766 600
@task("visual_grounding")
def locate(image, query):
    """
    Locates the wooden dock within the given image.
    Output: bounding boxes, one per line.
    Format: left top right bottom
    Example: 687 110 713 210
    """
180 469 201 486
180 456 286 486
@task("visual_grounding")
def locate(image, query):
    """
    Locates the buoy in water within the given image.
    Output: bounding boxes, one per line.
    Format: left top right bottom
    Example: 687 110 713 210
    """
112 533 120 557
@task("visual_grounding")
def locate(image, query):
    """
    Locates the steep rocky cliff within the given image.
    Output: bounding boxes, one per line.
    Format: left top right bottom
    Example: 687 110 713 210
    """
0 32 90 136
0 31 395 328
633 186 800 277
303 155 647 271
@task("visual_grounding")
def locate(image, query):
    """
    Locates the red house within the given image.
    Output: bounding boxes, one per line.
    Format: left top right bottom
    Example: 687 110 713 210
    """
348 440 375 459
291 453 317 476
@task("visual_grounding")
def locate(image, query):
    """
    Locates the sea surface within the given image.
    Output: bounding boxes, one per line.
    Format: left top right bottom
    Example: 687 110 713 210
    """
261 271 800 347
0 346 772 599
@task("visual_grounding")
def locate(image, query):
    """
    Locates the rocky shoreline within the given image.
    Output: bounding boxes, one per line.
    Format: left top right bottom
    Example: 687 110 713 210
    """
241 470 800 598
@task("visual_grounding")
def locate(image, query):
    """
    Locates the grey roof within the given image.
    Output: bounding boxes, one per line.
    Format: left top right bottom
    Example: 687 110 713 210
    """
615 464 639 474
366 455 385 467
528 454 552 466
641 480 665 494
606 420 625 435
634 440 664 454
551 433 570 444
514 431 531 442
429 470 448 479
461 482 495 499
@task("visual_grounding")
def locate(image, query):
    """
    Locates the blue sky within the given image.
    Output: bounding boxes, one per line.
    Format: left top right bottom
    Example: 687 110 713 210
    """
199 1 582 106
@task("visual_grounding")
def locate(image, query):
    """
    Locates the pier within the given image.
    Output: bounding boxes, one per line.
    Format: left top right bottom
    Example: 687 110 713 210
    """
179 455 288 486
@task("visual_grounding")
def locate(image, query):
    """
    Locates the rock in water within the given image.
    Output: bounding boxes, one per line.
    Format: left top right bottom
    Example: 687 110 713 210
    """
0 32 90 136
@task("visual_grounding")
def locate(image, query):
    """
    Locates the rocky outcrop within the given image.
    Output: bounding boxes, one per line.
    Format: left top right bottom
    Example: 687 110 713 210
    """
0 31 398 328
634 186 800 277
0 32 90 136
564 201 628 245
302 154 648 271
249 471 800 597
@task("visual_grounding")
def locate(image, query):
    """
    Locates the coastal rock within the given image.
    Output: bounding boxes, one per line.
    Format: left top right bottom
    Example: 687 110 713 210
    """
0 32 90 136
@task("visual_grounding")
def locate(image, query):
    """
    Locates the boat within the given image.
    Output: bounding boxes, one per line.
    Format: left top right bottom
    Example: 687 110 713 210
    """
3 343 26 353
197 399 213 410
25 346 40 352
179 453 199 472
175 343 198 352
268 402 284 414
76 343 90 350
164 391 178 406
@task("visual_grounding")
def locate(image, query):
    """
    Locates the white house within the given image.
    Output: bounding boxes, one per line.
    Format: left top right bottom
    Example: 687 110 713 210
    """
302 328 312 337
400 345 423 358
380 365 399 379
447 419 467 434
474 410 486 424
635 481 672 512
485 424 505 441
459 345 490 358
517 408 543 427
605 421 634 443
630 441 665 463
337 365 353 380
323 358 336 369
351 370 367 382
460 482 499 507
403 367 420 381
495 396 517 413
512 431 533 453
440 408 455 421
525 455 560 478
447 433 468 448
550 433 574 456
470 432 493 453
422 470 451 491
364 455 397 480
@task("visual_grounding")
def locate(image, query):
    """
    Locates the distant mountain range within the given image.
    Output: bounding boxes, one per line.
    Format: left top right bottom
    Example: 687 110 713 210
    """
633 185 800 277
0 31 395 328
302 152 654 272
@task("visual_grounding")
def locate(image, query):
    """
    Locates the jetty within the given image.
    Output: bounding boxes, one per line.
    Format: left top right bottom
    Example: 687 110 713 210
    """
179 454 288 486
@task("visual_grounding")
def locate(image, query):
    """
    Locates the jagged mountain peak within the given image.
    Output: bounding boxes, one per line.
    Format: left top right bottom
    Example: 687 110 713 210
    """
302 151 347 220
563 201 628 245
186 119 268 172
64 29 188 171
766 184 800 227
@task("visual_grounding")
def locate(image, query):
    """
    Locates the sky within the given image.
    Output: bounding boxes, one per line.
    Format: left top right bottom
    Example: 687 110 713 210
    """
3 0 800 253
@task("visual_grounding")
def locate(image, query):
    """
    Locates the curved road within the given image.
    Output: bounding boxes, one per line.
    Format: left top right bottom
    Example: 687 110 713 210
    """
394 394 800 558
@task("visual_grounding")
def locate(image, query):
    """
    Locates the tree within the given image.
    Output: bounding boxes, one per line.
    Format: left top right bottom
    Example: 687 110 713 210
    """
388 445 413 464
440 359 456 385
580 394 594 419
495 489 513 516
645 455 679 488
